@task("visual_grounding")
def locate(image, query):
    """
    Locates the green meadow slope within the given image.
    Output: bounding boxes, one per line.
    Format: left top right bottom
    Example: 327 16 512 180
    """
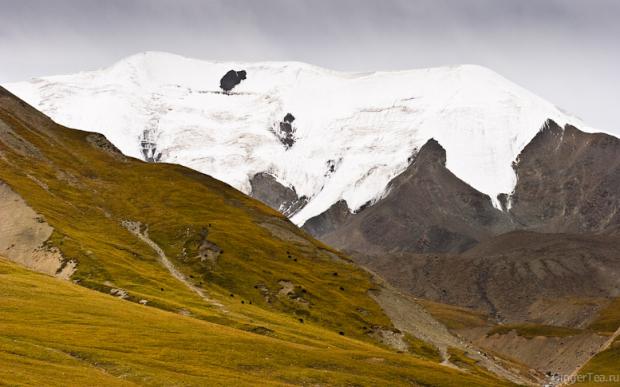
0 257 515 386
0 85 390 343
0 87 517 385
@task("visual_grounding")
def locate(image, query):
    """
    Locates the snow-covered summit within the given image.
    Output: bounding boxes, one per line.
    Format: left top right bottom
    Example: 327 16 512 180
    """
5 51 585 224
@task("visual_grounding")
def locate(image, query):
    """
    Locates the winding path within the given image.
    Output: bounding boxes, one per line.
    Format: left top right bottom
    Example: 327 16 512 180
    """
122 220 224 310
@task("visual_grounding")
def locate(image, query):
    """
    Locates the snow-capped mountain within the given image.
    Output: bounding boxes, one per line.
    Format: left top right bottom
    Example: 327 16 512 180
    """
5 51 586 225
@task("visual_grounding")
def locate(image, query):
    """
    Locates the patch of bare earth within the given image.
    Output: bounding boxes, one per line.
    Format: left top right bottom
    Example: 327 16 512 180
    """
0 180 75 278
469 330 606 378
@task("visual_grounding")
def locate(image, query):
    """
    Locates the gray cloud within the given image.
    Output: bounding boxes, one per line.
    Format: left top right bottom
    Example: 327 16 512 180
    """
0 0 618 134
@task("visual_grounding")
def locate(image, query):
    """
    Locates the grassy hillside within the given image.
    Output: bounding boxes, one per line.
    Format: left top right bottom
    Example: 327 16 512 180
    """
0 257 515 386
486 324 583 339
419 300 490 331
587 297 620 334
0 86 390 342
0 87 519 385
573 342 620 387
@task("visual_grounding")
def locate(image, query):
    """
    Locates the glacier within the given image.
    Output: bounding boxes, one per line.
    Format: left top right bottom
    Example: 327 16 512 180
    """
5 51 586 225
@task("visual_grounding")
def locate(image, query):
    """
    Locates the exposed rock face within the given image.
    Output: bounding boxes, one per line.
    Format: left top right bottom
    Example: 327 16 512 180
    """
509 120 620 234
139 129 160 162
355 231 620 324
249 172 307 216
0 180 75 278
307 139 512 254
276 113 296 149
472 330 607 378
86 133 127 161
219 70 247 92
302 200 352 237
178 227 222 265
307 122 620 255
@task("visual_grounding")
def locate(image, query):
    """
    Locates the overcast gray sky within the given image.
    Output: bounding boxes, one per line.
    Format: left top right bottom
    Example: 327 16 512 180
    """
1 0 618 134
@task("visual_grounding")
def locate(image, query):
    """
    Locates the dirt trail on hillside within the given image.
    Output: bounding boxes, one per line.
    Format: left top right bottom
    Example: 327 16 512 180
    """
122 221 224 310
368 273 536 386
0 181 75 278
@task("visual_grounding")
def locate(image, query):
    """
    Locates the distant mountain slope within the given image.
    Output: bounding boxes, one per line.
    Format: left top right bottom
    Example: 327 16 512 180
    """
300 118 620 379
306 121 620 254
354 231 620 378
306 138 513 254
357 231 620 324
5 51 585 225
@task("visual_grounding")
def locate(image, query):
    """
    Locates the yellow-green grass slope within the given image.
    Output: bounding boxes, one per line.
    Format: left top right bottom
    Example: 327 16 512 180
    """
419 299 491 331
0 85 388 344
0 257 516 386
0 87 515 385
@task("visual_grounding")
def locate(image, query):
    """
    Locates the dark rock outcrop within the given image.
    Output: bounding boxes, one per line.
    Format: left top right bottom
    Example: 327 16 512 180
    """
219 70 247 92
86 133 127 161
509 120 620 234
306 122 620 255
303 200 352 237
307 138 512 254
276 113 296 149
249 172 307 216
283 113 295 123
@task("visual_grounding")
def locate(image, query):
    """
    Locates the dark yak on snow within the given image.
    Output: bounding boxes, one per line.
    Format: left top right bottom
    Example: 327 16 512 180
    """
220 70 247 92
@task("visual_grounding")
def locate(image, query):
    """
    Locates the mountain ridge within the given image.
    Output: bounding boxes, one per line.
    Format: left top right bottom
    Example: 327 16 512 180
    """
308 120 619 254
5 51 591 225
